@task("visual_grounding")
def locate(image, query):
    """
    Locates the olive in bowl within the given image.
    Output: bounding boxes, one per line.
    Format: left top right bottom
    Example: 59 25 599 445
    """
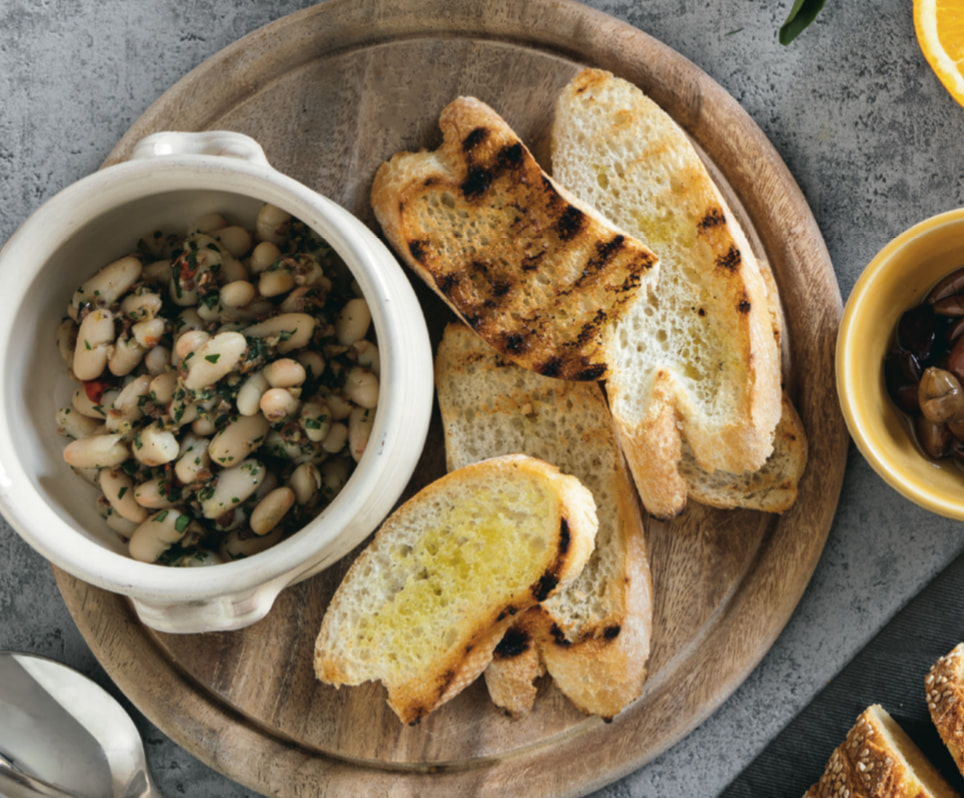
838 208 964 520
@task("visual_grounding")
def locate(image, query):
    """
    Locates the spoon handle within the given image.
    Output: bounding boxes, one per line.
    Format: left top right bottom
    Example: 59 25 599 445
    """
0 758 82 798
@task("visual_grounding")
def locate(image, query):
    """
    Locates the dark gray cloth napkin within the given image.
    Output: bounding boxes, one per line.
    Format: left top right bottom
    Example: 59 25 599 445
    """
721 551 964 797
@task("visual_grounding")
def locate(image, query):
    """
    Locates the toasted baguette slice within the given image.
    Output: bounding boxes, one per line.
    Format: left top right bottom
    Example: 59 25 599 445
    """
371 95 659 384
804 704 957 798
679 392 807 512
551 68 783 518
436 322 653 719
927 643 964 778
313 454 597 725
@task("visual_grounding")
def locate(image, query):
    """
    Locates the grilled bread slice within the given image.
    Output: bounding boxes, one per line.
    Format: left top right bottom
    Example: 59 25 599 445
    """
370 95 658 383
313 454 597 725
927 643 964 778
371 85 782 519
679 393 807 512
804 704 957 797
551 68 784 518
436 322 653 719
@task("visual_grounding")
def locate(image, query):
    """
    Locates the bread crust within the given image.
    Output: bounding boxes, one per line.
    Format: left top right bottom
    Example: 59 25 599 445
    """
928 642 964 778
313 454 598 725
805 704 958 797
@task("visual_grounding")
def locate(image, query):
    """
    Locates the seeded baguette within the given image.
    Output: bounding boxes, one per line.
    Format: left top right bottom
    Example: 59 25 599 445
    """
436 322 653 719
551 68 784 518
927 643 964 779
313 454 597 725
804 704 957 798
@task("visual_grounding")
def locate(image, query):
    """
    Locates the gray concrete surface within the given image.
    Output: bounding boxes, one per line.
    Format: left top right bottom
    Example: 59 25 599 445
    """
2 1 963 796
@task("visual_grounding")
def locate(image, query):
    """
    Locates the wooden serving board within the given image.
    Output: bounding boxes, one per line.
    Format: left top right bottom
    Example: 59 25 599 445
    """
53 1 849 795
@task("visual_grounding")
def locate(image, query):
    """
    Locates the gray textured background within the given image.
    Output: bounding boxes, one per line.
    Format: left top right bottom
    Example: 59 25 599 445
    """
2 1 963 796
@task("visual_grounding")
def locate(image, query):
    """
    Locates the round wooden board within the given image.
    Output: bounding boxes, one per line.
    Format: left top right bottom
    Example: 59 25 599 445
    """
53 1 849 795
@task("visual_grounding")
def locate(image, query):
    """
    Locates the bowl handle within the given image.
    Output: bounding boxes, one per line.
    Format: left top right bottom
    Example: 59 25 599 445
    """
127 130 270 166
128 581 285 634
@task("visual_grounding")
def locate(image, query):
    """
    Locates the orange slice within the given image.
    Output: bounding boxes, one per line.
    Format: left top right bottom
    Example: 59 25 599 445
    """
914 0 964 106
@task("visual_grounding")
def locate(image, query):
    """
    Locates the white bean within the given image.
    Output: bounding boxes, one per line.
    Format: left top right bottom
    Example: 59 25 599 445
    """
133 477 181 509
56 406 102 440
56 319 76 367
176 308 204 334
200 459 265 519
132 317 165 349
335 297 371 346
344 367 379 409
128 509 191 563
191 212 228 233
148 371 177 405
120 291 162 321
99 469 148 524
220 280 256 309
321 421 348 454
221 525 283 560
174 435 211 485
264 358 306 389
172 548 223 567
108 336 145 377
236 371 269 416
70 256 142 319
208 414 269 466
348 406 374 462
133 425 179 467
322 391 352 421
289 462 321 505
249 241 280 274
256 204 291 246
72 386 112 419
73 309 114 381
106 512 138 538
144 345 171 375
296 350 326 382
258 268 296 298
173 329 210 365
141 258 172 286
215 225 253 258
182 331 247 391
106 374 151 432
320 457 352 496
249 487 295 536
63 434 129 469
260 387 300 422
352 340 380 376
299 401 331 443
190 412 215 436
243 313 316 354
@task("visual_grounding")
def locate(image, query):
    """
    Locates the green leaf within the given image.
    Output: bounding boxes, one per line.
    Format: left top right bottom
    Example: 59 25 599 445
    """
779 0 826 45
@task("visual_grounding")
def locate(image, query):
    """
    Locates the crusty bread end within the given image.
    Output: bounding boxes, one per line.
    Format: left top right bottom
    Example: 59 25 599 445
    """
805 704 957 798
927 643 964 779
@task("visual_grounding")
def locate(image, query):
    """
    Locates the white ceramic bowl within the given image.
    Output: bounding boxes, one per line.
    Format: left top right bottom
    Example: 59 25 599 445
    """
0 131 433 633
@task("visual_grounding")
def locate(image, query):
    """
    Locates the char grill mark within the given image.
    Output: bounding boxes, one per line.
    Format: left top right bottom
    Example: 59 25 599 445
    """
556 205 586 241
716 245 742 273
603 624 621 640
550 623 571 647
494 626 531 659
408 239 428 263
698 206 726 231
502 331 527 355
462 126 489 152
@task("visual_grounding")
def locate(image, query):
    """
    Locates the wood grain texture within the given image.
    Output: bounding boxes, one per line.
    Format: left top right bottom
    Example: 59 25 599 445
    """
54 0 849 795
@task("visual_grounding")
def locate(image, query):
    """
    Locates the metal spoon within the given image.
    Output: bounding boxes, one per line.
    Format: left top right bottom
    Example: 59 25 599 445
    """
0 651 163 798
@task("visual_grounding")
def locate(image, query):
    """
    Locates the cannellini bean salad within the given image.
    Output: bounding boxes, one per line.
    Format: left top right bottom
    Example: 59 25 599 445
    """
55 204 379 566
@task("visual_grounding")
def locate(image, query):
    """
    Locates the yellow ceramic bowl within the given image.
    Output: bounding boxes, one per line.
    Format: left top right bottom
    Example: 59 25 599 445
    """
838 208 964 519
